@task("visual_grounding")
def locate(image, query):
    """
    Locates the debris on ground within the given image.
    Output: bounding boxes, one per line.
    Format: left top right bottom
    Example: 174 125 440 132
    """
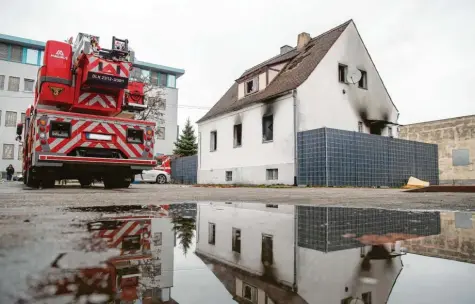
402 176 430 189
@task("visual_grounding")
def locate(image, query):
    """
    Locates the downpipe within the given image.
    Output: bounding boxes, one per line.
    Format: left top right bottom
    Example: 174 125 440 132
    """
292 89 298 186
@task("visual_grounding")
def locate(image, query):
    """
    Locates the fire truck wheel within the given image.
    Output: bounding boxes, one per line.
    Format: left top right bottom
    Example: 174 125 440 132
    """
103 176 130 189
26 168 39 188
79 178 93 188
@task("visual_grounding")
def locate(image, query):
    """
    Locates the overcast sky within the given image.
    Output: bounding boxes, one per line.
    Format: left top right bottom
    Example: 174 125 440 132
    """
1 0 474 130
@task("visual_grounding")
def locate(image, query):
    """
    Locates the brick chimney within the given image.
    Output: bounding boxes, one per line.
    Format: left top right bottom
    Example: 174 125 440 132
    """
280 45 293 55
297 32 311 50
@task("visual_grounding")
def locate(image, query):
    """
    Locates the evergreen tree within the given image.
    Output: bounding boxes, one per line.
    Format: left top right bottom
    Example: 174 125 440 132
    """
173 118 198 156
172 216 196 255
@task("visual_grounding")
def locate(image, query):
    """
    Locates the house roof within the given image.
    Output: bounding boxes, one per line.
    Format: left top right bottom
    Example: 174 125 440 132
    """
197 20 352 124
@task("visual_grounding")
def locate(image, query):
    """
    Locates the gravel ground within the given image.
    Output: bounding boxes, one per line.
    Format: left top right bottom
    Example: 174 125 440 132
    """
1 181 475 211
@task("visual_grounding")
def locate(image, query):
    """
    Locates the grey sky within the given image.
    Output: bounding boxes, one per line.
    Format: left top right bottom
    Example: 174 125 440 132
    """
1 0 474 129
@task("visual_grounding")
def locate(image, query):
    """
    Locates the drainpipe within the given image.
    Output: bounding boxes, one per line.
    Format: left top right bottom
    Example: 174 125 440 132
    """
293 206 298 291
292 90 298 186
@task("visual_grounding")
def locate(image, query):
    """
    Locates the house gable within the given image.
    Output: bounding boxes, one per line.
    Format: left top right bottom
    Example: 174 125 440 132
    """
296 21 399 135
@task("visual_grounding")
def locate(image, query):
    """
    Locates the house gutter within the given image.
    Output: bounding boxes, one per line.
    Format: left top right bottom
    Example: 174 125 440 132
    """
292 89 298 186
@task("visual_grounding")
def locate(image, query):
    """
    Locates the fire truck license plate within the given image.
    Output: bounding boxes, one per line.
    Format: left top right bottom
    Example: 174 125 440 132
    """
88 72 127 85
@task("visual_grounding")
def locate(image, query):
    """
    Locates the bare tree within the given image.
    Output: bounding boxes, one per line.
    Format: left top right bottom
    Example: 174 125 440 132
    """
132 75 167 139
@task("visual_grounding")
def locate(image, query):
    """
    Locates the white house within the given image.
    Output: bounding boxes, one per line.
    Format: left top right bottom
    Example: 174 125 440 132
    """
196 20 399 185
195 203 406 304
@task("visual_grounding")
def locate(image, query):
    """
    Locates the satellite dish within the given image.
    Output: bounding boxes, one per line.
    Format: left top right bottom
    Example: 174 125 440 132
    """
347 69 362 84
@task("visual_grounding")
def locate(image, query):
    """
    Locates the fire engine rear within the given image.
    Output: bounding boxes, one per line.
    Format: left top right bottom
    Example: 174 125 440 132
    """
16 33 156 188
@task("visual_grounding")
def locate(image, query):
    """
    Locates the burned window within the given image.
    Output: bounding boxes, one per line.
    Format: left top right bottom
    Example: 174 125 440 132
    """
358 69 367 89
210 131 217 151
232 228 241 253
225 171 232 182
233 124 242 147
338 64 348 83
245 78 258 95
261 234 273 266
262 115 273 142
208 223 216 245
358 121 363 133
242 283 258 303
266 169 278 181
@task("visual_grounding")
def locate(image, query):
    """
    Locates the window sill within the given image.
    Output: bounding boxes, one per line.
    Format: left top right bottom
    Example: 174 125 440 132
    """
262 140 273 144
233 145 242 148
358 86 368 90
210 149 217 152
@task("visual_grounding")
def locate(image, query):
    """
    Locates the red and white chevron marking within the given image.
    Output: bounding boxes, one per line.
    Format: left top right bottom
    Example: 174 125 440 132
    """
78 93 116 108
92 220 151 254
87 55 131 78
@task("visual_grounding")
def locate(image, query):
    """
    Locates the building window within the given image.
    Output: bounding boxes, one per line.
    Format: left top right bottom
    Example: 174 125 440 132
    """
0 110 2 126
208 223 216 245
0 43 8 60
388 126 393 138
242 283 258 303
131 67 141 80
358 69 367 89
157 127 165 140
167 74 176 88
452 149 470 166
358 121 363 133
225 171 232 182
2 144 14 160
0 75 5 90
245 77 258 95
26 49 39 65
233 124 242 147
266 169 278 181
160 73 168 87
20 113 26 124
362 292 372 304
232 228 241 253
39 51 44 66
262 115 273 142
261 234 273 266
152 232 162 246
10 45 23 63
18 145 23 161
338 64 348 83
24 79 34 92
8 77 20 92
141 69 150 81
150 71 159 85
5 111 17 127
210 131 217 151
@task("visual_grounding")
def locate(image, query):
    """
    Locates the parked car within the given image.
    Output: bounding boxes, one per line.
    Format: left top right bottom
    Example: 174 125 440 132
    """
134 169 170 184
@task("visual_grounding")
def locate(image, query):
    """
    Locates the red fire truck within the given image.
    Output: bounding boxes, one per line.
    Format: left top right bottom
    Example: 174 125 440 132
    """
15 33 156 189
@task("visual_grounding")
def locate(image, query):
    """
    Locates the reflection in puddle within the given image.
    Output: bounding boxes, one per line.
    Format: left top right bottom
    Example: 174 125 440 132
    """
9 203 475 304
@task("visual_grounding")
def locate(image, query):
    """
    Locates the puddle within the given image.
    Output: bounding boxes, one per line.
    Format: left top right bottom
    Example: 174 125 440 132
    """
0 203 474 303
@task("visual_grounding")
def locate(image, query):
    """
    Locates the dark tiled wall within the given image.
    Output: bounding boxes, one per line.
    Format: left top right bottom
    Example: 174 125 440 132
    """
297 206 441 252
297 128 439 187
171 155 198 184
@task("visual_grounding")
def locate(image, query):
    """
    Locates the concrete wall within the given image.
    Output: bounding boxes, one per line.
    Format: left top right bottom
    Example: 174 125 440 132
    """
197 94 295 184
399 115 475 184
195 202 295 287
297 21 398 135
0 60 38 177
403 212 475 264
297 246 402 304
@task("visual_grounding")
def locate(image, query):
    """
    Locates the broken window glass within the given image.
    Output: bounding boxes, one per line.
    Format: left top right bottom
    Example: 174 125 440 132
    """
262 115 273 141
245 78 258 95
358 69 367 89
234 124 242 147
338 64 347 83
210 131 217 151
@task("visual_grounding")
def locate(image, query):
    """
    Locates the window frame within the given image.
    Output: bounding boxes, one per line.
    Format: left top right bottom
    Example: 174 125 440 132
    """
233 123 242 147
362 291 372 304
358 69 368 89
208 222 216 245
262 115 274 142
160 73 168 87
225 171 232 182
338 63 348 83
2 144 14 160
358 121 363 133
244 77 258 95
5 111 17 127
232 227 241 253
7 76 20 92
24 79 35 92
242 282 258 303
210 130 217 152
25 48 39 65
157 127 166 140
266 168 278 181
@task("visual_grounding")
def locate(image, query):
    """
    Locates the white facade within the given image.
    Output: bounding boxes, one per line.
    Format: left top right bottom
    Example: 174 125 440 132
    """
195 202 295 287
0 59 37 177
197 21 398 185
195 203 403 304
